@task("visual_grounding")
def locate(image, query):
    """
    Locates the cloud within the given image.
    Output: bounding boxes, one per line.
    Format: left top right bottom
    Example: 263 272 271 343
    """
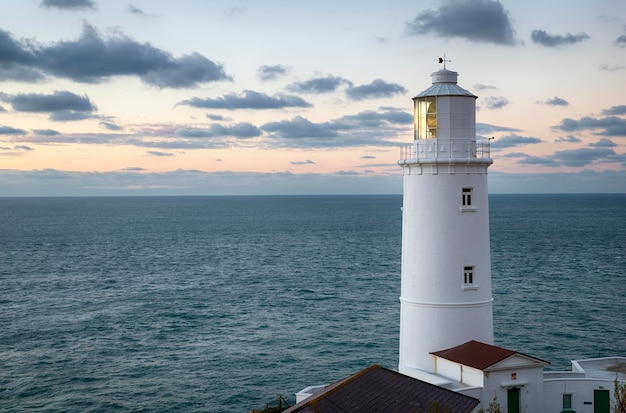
175 123 261 138
602 105 626 116
288 75 352 94
177 90 312 110
599 63 626 72
257 65 288 81
1 90 97 121
261 115 342 140
128 5 154 17
100 121 122 130
406 0 516 46
531 30 590 47
5 90 95 113
147 151 174 157
206 114 231 121
0 23 230 88
556 116 626 136
544 97 569 106
260 108 411 148
290 160 315 165
0 125 27 135
40 0 95 10
15 145 34 151
551 147 617 167
361 155 376 160
615 34 626 48
473 83 497 91
491 134 543 149
482 96 510 110
345 79 406 100
589 138 617 148
555 135 581 143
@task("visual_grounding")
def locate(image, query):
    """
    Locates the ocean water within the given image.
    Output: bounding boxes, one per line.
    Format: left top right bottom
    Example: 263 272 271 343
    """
0 194 624 412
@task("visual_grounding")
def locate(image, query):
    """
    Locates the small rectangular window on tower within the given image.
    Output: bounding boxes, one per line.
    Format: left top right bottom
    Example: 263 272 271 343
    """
462 187 473 206
463 266 474 285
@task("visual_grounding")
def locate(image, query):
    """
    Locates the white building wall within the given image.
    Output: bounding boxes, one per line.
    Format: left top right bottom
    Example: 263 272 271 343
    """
481 367 545 413
544 378 615 413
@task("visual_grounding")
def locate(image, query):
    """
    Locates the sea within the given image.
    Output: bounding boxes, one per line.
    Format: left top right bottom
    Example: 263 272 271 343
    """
0 194 625 412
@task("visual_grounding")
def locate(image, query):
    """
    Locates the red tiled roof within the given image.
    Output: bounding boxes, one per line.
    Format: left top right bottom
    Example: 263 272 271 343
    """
283 365 479 413
430 340 548 370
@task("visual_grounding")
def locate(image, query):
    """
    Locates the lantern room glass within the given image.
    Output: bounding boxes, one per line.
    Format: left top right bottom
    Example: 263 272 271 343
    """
414 96 437 140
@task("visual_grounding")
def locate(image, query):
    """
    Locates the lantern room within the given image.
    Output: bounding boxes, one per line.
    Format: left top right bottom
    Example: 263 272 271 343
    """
412 68 477 142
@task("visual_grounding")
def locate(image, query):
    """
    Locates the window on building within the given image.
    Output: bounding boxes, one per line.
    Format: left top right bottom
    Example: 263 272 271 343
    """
462 187 473 206
415 96 437 139
562 394 573 411
463 266 474 285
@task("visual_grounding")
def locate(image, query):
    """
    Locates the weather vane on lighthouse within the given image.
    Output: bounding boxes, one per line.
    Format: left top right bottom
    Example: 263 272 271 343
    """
438 55 451 69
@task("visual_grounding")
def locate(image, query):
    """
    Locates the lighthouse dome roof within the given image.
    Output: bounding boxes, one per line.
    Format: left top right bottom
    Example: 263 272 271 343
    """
414 68 477 99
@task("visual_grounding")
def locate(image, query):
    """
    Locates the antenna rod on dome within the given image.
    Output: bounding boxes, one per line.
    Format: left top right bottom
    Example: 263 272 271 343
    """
438 55 451 69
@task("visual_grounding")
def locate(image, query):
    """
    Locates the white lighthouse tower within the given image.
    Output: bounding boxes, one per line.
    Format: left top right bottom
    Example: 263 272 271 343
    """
398 62 494 379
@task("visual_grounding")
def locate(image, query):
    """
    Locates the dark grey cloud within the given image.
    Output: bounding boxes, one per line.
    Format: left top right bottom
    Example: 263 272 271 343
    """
257 65 288 81
6 90 95 113
406 0 516 45
261 116 342 140
515 146 620 168
122 167 146 171
556 116 626 136
361 155 376 159
33 129 61 136
482 96 509 109
531 30 590 47
206 114 231 121
100 121 122 131
2 90 97 122
128 5 154 17
551 147 616 167
345 79 406 100
0 66 46 82
491 134 542 149
147 151 174 157
544 97 569 106
40 0 95 10
290 160 314 165
15 145 34 151
602 105 626 116
555 135 581 143
177 90 312 110
0 23 229 88
0 125 27 135
614 34 626 48
589 138 617 148
517 156 560 167
175 123 261 138
288 75 352 94
260 108 411 148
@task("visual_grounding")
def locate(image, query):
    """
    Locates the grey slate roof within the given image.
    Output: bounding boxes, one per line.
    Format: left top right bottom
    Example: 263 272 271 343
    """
283 365 479 413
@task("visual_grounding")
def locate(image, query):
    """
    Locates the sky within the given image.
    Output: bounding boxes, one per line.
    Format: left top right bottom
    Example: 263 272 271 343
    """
1 0 625 196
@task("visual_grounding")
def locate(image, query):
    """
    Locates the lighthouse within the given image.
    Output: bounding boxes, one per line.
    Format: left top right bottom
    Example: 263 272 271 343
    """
398 62 494 378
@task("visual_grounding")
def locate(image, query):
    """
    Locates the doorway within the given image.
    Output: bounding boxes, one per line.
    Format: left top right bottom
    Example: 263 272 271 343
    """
507 388 520 413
